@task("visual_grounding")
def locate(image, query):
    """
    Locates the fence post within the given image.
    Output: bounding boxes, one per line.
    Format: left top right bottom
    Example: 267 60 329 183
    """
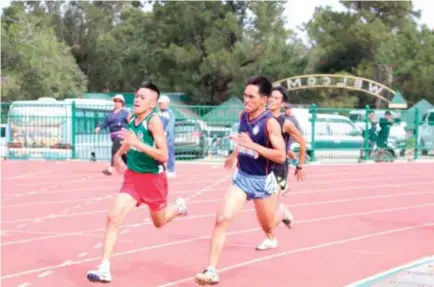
310 104 317 162
71 101 76 160
413 107 419 161
363 105 370 161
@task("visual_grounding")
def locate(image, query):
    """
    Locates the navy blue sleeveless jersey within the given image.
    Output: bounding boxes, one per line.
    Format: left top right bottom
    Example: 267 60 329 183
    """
237 110 274 176
276 115 290 153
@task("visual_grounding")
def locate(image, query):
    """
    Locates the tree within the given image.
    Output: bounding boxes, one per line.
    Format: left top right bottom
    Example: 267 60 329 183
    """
1 3 87 101
305 1 429 108
1 0 431 108
146 1 307 104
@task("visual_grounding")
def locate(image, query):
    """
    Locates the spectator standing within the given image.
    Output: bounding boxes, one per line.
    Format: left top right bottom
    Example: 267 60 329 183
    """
359 111 379 160
158 95 176 177
95 94 130 175
377 111 393 149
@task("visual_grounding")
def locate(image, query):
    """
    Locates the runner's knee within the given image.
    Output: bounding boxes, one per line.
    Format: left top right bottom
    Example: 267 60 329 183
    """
261 221 274 234
106 214 122 229
256 214 275 234
215 212 233 227
150 209 168 228
152 218 164 228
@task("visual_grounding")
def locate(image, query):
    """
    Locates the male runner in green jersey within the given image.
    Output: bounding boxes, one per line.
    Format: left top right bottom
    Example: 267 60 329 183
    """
87 82 187 284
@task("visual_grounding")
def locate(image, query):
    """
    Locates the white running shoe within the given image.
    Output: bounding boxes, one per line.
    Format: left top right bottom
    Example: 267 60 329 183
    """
255 238 278 251
195 267 220 285
86 264 112 283
176 197 188 217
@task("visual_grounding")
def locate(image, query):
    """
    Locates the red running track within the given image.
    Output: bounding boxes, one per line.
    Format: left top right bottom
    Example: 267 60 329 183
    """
1 160 434 287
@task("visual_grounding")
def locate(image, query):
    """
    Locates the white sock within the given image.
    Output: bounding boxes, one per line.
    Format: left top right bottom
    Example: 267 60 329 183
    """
99 259 110 270
107 166 113 172
207 266 217 272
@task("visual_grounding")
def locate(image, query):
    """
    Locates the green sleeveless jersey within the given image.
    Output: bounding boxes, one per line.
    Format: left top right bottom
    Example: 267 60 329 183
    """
126 113 164 174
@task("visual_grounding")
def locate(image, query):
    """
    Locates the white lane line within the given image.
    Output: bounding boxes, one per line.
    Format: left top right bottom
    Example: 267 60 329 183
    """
1 205 432 280
4 187 434 226
2 202 434 247
37 270 54 278
93 243 102 249
77 252 88 258
155 222 434 287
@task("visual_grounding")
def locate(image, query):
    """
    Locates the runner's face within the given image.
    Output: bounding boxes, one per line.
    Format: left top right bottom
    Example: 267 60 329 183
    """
243 85 267 113
268 90 284 111
134 88 157 115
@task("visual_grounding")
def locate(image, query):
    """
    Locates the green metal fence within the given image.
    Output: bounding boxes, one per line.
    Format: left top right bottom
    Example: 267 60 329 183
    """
304 105 417 164
0 101 433 164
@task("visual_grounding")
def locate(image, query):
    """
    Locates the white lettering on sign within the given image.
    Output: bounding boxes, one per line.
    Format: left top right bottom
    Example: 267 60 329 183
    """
287 78 302 88
337 77 347 87
369 82 384 95
307 77 317 86
323 77 331 85
281 75 390 97
354 78 363 89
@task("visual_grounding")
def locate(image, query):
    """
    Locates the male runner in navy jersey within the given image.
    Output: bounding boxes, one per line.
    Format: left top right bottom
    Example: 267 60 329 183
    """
255 86 306 251
195 76 288 285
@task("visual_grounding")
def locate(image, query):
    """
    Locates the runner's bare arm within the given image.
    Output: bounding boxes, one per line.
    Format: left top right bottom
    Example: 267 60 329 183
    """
115 142 130 158
130 116 168 163
284 120 306 166
249 117 286 163
224 146 239 167
230 147 239 157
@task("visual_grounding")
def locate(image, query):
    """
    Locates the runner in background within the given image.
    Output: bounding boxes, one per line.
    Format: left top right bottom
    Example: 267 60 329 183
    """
95 94 130 175
158 95 176 177
284 103 302 167
255 86 306 251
